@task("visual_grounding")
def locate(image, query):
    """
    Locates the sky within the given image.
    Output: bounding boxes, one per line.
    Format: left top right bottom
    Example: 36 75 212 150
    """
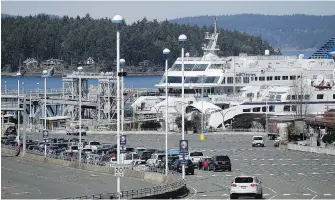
1 1 335 23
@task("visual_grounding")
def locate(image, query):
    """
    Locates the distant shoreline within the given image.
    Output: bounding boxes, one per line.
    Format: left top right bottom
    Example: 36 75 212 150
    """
1 71 164 77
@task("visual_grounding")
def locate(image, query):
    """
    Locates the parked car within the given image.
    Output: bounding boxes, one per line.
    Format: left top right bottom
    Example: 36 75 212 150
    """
230 176 263 199
171 159 195 175
252 136 265 147
209 155 231 172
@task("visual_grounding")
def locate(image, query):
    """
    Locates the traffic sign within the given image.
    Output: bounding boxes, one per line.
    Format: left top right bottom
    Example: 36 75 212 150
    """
78 142 84 149
42 129 49 138
120 145 127 153
120 135 127 145
114 166 125 177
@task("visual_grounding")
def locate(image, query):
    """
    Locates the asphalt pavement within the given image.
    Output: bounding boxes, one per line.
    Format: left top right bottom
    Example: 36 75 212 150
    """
24 132 335 199
1 154 157 199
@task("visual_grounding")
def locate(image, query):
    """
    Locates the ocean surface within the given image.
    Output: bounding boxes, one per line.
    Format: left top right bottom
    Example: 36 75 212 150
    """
0 50 317 91
1 75 162 91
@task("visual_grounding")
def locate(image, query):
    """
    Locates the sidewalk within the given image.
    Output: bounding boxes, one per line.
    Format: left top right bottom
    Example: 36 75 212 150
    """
287 143 335 155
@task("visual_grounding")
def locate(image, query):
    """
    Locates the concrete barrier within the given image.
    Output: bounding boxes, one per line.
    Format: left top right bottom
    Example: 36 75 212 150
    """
287 143 335 155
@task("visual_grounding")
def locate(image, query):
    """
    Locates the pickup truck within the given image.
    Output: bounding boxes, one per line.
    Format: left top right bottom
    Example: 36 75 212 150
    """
84 141 101 152
146 153 165 167
189 151 204 167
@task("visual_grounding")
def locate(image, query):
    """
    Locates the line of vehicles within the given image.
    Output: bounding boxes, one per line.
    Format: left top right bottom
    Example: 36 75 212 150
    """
2 134 266 199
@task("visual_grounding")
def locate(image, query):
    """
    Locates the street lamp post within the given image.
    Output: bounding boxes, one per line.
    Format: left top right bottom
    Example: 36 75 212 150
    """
163 48 170 176
78 66 83 165
42 70 48 157
178 34 187 180
120 58 126 165
16 72 21 147
112 14 124 199
29 91 32 129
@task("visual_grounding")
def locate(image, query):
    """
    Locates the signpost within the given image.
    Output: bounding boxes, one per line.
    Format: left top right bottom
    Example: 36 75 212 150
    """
114 165 125 177
42 129 48 157
120 135 127 154
179 140 189 164
78 142 84 150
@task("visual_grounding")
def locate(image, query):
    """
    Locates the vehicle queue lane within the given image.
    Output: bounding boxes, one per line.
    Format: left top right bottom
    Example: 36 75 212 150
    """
1 154 157 199
25 132 335 199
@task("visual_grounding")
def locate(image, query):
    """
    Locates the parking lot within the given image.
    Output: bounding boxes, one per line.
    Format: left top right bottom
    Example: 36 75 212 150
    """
12 132 335 199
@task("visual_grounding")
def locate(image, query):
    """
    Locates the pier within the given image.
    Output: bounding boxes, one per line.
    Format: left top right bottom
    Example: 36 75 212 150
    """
1 72 160 132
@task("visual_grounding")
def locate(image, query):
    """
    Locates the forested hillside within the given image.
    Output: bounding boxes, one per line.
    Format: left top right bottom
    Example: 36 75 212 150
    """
1 14 276 73
170 14 335 50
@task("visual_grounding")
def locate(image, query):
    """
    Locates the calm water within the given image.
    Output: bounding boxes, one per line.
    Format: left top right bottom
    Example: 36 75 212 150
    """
1 75 162 90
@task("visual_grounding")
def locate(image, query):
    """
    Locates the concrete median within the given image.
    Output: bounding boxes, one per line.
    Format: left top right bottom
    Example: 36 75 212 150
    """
287 143 335 155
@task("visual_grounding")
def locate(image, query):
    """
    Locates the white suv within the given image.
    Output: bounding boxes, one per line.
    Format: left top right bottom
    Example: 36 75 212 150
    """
230 176 263 199
252 136 265 147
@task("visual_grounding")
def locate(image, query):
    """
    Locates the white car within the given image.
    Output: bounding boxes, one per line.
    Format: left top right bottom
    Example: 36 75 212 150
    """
252 136 265 147
230 176 263 199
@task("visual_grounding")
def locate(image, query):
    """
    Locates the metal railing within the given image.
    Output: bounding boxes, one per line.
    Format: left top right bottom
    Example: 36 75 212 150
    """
2 145 185 199
1 88 71 95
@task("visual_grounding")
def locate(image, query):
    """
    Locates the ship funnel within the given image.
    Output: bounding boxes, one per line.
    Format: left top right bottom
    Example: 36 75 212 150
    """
298 54 304 59
330 51 335 61
265 50 270 56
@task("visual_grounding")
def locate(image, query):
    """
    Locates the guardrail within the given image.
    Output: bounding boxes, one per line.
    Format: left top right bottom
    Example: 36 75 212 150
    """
1 88 71 95
2 146 187 199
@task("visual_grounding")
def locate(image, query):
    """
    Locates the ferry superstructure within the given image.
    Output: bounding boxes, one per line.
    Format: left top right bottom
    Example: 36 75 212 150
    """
132 17 335 131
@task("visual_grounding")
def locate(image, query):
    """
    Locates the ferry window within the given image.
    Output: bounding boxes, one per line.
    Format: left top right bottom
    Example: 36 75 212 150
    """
333 94 335 99
262 106 267 112
284 105 291 112
193 64 209 71
255 77 258 81
171 64 182 71
259 76 265 81
252 107 261 112
317 94 324 99
282 76 288 80
291 95 296 100
227 77 234 84
243 109 251 112
269 105 275 112
290 76 296 80
305 95 310 100
267 76 273 81
202 76 220 83
185 64 196 71
286 95 291 100
168 76 183 83
269 94 275 100
235 77 242 84
185 77 199 83
275 95 281 101
221 77 225 84
247 93 254 97
243 77 250 83
291 105 297 112
298 95 303 100
297 75 301 79
274 76 281 80
251 77 254 81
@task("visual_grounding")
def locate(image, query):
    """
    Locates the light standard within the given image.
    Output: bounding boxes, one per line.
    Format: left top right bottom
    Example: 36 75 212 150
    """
120 58 126 165
37 82 40 97
265 95 269 134
163 48 170 176
16 72 21 147
42 70 48 157
112 14 124 199
29 90 32 130
178 34 187 180
78 66 83 165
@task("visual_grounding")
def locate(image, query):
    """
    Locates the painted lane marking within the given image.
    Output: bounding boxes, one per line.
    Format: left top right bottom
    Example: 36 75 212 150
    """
283 194 291 196
264 194 269 196
211 174 217 177
221 194 228 196
313 159 319 161
327 172 334 174
197 175 203 178
234 159 238 161
260 159 265 161
303 158 310 160
292 164 297 165
279 159 283 160
324 194 332 196
303 194 311 196
322 164 328 165
284 172 290 175
269 174 274 176
286 158 292 160
312 172 319 175
282 163 288 165
226 174 232 177
306 187 317 200
243 159 248 161
268 159 273 161
272 163 278 166
264 186 277 200
252 159 257 160
298 173 305 175
12 192 31 195
201 194 208 197
187 186 198 199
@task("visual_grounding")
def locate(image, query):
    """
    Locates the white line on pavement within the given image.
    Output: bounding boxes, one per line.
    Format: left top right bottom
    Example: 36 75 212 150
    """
201 194 207 197
324 194 332 196
221 194 228 196
312 172 319 175
303 194 311 196
264 194 269 196
283 194 291 196
186 186 198 199
269 174 274 176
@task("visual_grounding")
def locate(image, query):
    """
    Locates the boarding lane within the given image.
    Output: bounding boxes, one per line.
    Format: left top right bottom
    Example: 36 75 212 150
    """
25 132 335 199
1 154 156 199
